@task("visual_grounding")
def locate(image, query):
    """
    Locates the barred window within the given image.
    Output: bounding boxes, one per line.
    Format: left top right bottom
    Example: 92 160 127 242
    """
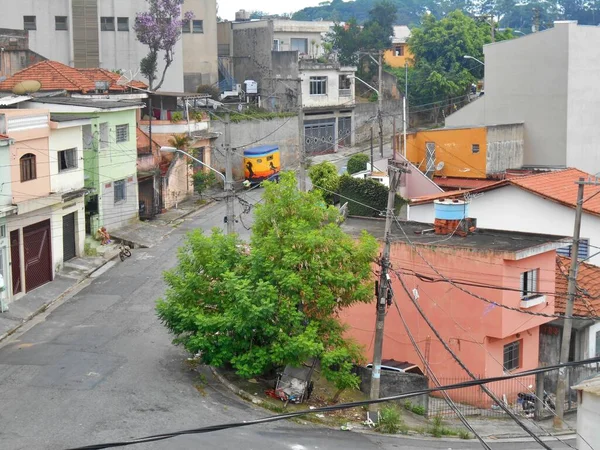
309 76 327 95
503 341 521 371
114 179 126 203
116 124 129 143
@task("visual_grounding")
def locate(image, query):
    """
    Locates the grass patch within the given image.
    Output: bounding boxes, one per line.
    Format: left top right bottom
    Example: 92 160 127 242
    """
458 430 473 439
403 400 426 416
428 415 463 438
375 407 407 434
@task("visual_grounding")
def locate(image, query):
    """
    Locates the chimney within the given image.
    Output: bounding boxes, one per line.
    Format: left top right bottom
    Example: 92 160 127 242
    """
433 199 476 236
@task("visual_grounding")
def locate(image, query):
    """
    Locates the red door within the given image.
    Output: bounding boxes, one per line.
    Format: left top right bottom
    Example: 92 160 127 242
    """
10 230 21 295
23 220 52 292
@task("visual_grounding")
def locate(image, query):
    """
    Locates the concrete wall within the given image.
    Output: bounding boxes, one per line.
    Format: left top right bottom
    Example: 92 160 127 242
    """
589 322 600 359
300 65 355 109
486 123 524 174
232 21 273 98
576 388 600 450
49 124 86 194
357 366 428 412
101 174 138 230
445 97 485 128
182 0 218 90
50 198 85 273
0 140 12 209
354 100 403 145
162 154 193 210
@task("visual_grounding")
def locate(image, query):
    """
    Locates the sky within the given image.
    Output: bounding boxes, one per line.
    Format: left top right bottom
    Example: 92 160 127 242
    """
218 0 324 21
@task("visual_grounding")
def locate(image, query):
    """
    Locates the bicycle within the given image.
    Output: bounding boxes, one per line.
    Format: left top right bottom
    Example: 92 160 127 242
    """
118 243 132 261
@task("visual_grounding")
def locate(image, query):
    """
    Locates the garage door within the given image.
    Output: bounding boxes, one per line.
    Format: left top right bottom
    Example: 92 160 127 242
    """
62 212 76 261
23 220 52 292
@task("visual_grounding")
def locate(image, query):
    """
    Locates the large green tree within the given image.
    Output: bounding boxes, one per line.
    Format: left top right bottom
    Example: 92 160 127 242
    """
157 172 378 394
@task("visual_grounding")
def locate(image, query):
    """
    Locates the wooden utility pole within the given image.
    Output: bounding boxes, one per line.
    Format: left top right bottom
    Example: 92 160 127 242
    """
378 50 384 158
298 79 307 192
554 177 600 427
224 112 235 234
368 159 409 422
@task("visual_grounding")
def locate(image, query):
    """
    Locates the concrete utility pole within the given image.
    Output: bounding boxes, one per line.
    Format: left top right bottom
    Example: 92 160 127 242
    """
392 117 396 160
368 159 409 422
298 79 307 192
224 112 235 234
404 62 408 158
378 50 384 158
554 176 600 427
370 127 374 172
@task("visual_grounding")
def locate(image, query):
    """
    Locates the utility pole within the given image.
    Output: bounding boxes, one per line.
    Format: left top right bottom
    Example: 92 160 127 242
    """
554 176 600 427
378 50 384 158
370 127 374 172
368 159 409 422
404 61 409 157
392 117 396 160
224 112 235 234
298 78 307 192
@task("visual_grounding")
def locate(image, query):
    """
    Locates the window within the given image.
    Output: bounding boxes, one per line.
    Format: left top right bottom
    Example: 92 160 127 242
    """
115 124 129 143
20 153 36 181
117 17 129 31
290 38 308 54
182 20 191 33
192 20 203 33
23 16 36 31
472 144 480 154
114 179 126 203
55 16 68 31
273 39 280 51
394 45 404 56
557 238 590 260
0 224 5 238
596 330 600 357
58 148 77 172
82 124 94 150
101 17 115 31
99 122 109 149
309 76 327 95
503 341 521 371
520 269 539 299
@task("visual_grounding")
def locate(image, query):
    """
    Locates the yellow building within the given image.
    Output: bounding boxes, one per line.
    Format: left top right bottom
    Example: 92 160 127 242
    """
384 25 413 68
405 124 525 180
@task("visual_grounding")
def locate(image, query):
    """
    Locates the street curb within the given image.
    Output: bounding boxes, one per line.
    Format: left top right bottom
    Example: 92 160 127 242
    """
164 200 216 225
209 366 264 405
207 366 578 444
0 254 119 345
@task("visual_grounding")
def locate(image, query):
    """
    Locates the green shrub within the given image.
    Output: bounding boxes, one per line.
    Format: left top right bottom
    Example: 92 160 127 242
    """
458 430 472 439
193 170 216 198
347 153 370 174
338 175 405 217
403 401 426 416
308 162 340 204
170 111 183 122
375 407 403 434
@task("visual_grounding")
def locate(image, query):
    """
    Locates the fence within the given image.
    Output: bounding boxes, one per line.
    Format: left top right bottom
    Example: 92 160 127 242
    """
428 363 600 419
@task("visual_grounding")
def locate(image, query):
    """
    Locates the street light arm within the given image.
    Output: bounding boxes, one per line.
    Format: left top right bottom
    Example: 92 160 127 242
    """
352 75 379 95
463 55 485 66
161 147 226 182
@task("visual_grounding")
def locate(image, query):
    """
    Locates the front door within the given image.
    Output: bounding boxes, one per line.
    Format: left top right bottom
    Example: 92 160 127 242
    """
23 220 52 292
10 230 21 295
62 213 76 261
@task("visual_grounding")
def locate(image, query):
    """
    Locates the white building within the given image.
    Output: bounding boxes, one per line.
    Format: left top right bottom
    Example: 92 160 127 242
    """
0 0 218 92
573 375 600 450
408 168 600 265
445 20 600 174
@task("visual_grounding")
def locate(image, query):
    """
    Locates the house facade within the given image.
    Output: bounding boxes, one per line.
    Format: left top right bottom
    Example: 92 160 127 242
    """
445 20 600 174
408 169 600 266
0 0 218 92
573 376 600 450
384 25 412 68
341 216 566 406
0 134 15 310
0 28 46 80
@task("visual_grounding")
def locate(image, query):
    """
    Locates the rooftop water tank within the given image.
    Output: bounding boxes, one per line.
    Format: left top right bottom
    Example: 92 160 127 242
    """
434 199 469 221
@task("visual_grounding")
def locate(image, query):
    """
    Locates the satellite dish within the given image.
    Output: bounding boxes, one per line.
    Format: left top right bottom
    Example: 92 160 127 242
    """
435 161 445 171
237 104 243 112
12 80 41 95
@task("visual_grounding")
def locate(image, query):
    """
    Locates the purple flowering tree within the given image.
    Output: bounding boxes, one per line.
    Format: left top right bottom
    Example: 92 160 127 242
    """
134 0 193 90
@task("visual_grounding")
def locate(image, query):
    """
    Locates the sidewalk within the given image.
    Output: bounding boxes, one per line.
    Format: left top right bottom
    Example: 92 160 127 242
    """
0 198 212 344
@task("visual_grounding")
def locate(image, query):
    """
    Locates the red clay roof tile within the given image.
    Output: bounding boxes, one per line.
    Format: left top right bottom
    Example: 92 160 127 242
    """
555 256 600 317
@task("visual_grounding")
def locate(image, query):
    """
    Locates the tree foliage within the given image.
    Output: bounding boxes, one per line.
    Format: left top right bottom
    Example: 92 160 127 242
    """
338 175 405 217
347 153 371 174
192 170 216 198
134 0 193 90
308 162 340 204
157 172 378 391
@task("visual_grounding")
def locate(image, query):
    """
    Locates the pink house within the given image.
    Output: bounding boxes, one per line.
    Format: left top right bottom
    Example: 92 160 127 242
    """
341 216 567 406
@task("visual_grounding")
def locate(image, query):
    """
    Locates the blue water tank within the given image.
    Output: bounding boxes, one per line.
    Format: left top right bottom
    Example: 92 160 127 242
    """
434 199 469 220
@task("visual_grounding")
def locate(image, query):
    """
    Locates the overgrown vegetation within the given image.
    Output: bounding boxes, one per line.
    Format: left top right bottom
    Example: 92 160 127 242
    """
308 162 340 204
375 406 407 434
338 175 405 217
216 106 296 123
347 154 371 175
403 400 426 416
157 172 377 394
196 84 220 100
192 170 216 199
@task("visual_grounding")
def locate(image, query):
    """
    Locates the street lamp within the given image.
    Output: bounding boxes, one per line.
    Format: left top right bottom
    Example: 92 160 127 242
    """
160 146 234 234
463 55 485 66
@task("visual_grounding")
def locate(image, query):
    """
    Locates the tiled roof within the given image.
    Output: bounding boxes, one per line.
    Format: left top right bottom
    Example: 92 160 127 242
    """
555 256 600 317
0 61 148 93
0 60 98 93
434 176 502 191
510 168 600 216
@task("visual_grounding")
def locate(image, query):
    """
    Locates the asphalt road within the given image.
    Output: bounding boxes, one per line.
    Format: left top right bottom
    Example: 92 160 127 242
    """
0 192 577 450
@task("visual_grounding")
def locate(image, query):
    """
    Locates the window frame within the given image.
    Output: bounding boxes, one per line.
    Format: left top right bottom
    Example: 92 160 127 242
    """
58 148 78 172
100 17 115 32
20 153 37 182
309 76 328 95
503 340 521 371
192 19 204 33
117 17 129 31
472 143 480 154
23 15 36 31
115 124 129 143
596 330 600 358
290 37 308 54
520 268 539 299
557 238 590 260
114 179 126 204
394 45 404 56
55 16 68 31
182 20 191 33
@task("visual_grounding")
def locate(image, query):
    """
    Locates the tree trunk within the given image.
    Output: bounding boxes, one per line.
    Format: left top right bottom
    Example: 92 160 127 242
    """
154 58 173 92
331 387 344 403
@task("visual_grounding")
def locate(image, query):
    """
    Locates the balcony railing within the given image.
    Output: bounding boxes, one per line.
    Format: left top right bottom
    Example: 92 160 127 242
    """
339 88 352 97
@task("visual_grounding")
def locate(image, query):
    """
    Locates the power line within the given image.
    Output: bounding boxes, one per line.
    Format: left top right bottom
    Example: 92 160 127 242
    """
64 357 600 450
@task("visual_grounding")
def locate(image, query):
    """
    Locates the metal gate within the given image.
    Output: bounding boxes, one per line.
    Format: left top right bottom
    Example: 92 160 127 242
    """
338 117 352 148
23 220 52 292
138 177 157 220
10 230 20 295
304 118 336 155
62 212 76 261
425 142 436 178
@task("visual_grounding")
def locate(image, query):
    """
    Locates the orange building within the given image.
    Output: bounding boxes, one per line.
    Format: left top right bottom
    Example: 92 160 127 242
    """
384 26 413 68
341 215 566 407
405 123 524 182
